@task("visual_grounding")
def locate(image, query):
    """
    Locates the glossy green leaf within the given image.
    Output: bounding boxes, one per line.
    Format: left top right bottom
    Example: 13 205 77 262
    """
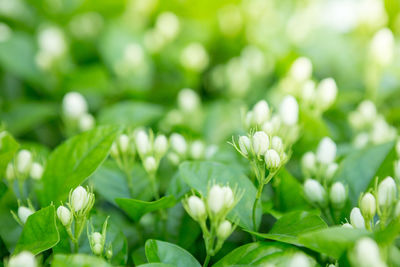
14 206 59 255
298 226 370 259
145 239 201 267
51 254 112 267
0 131 19 176
115 196 176 221
213 242 314 267
179 161 261 230
40 125 120 205
249 211 327 246
334 141 394 205
98 101 163 126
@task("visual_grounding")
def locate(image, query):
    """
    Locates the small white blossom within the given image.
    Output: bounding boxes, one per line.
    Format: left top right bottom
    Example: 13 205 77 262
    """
301 152 316 174
154 134 168 157
316 78 337 110
143 156 157 173
252 100 270 125
238 136 251 156
370 28 394 66
16 149 32 174
178 88 200 113
62 92 88 119
360 193 376 219
354 237 386 267
377 176 397 209
18 206 34 224
71 186 89 212
330 182 346 209
190 140 205 159
289 57 312 82
78 113 95 131
155 12 180 41
8 251 36 267
289 253 310 267
180 43 209 72
265 149 281 170
316 137 336 164
304 179 326 206
57 206 72 226
30 162 44 180
135 130 151 156
170 133 187 156
350 207 365 229
187 195 206 220
217 220 232 240
117 134 130 153
252 131 269 156
279 95 299 126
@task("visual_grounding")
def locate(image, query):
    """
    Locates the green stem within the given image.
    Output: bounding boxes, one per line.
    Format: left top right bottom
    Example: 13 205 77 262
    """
252 182 264 232
203 254 211 267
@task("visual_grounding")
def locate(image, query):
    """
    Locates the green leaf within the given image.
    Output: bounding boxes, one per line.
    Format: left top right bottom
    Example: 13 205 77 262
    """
179 161 262 230
14 206 59 255
298 226 370 259
145 239 201 267
0 131 19 176
51 254 112 267
115 196 176 221
98 101 163 127
248 211 327 246
137 264 175 267
213 242 313 267
334 141 394 205
40 125 120 205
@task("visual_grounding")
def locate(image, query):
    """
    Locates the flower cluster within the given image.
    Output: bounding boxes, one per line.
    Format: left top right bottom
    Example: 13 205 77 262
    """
56 186 95 249
62 92 95 134
348 100 396 148
182 184 242 262
87 217 112 260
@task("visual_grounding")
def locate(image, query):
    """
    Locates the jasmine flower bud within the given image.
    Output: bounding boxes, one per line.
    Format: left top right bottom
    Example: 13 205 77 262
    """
369 28 394 66
289 253 310 267
117 134 130 153
110 142 119 158
6 163 15 181
78 113 95 131
252 100 270 125
16 149 32 174
265 149 281 170
377 176 397 209
330 182 346 209
360 193 376 220
350 207 365 229
304 179 326 206
62 92 88 119
71 186 89 212
178 88 200 113
92 232 102 244
105 247 113 260
290 57 312 82
316 78 337 110
301 152 316 174
316 137 336 164
154 134 168 157
354 238 385 267
30 162 43 180
18 206 34 224
238 136 251 156
207 185 235 215
252 131 269 156
93 243 103 255
271 136 284 154
279 95 299 126
170 133 187 156
180 43 209 72
143 156 157 173
186 195 206 221
221 186 234 209
57 206 72 226
262 121 274 135
8 251 36 267
217 220 232 240
135 130 151 156
325 163 338 181
190 140 205 159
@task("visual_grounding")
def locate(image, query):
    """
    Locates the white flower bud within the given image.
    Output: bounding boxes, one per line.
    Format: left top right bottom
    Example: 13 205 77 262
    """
290 57 312 82
143 156 157 173
135 130 151 156
261 121 274 135
342 223 353 228
16 149 32 174
217 220 232 240
350 207 365 229
279 95 299 126
304 179 326 206
271 136 283 154
207 185 225 215
360 193 376 219
190 140 205 159
353 132 370 149
354 238 385 267
170 133 187 156
18 206 34 224
155 12 180 41
6 163 15 181
221 186 234 209
187 195 206 220
252 100 270 125
252 131 269 156
358 100 377 122
62 92 88 119
57 206 72 226
92 232 102 244
30 162 44 180
117 134 130 153
265 149 281 170
301 152 316 174
330 182 346 209
8 251 36 267
105 248 113 260
110 142 119 158
78 113 95 131
180 43 209 72
178 88 200 113
238 136 251 156
316 78 337 110
370 28 394 66
93 243 103 255
377 176 397 209
71 186 89 212
325 162 338 181
289 253 310 267
167 152 180 165
154 134 168 157
316 137 336 164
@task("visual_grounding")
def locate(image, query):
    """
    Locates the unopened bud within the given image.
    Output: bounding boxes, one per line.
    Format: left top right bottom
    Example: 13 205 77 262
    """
290 57 312 82
316 137 336 164
16 149 32 174
154 134 168 157
329 182 346 209
265 149 281 170
71 186 89 212
360 193 376 220
325 163 338 181
252 131 269 156
377 176 396 209
78 113 95 131
93 243 103 255
301 152 316 175
135 130 151 156
252 100 269 125
57 206 72 226
6 163 15 180
289 253 310 267
304 179 326 206
238 136 251 156
186 195 206 221
271 136 284 155
106 248 113 260
190 140 205 159
221 186 234 209
178 88 200 112
8 251 36 267
92 232 102 244
370 28 394 66
279 95 299 126
143 156 157 173
217 220 232 240
350 207 365 229
207 185 234 215
30 162 43 180
354 238 385 267
117 134 130 153
170 133 187 156
18 206 34 224
110 142 119 158
342 223 353 228
62 92 88 119
316 78 337 110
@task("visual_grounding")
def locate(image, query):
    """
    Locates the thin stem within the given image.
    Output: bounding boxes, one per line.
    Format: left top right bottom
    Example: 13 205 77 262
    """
203 254 211 267
252 182 264 232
